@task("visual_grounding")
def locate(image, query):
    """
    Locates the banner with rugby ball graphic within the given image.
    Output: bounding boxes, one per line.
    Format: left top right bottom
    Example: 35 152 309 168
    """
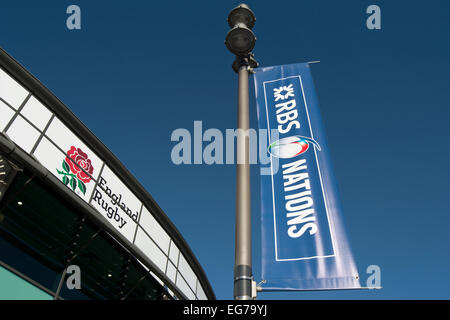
254 62 361 290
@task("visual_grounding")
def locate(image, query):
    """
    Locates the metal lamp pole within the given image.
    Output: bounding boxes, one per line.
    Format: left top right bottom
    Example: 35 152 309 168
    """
235 58 252 300
225 4 259 300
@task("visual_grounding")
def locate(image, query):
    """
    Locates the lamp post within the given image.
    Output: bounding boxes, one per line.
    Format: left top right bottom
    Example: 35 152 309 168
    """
225 3 258 300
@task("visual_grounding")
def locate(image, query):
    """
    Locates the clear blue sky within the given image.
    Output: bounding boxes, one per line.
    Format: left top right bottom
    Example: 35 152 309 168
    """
1 0 449 299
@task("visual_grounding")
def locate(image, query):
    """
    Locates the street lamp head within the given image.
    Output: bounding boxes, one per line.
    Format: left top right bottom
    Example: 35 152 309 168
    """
225 23 256 56
227 4 256 29
225 3 258 71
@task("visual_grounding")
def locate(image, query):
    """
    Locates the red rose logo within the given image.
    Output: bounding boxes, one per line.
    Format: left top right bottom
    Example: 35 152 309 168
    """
66 146 94 183
57 146 94 195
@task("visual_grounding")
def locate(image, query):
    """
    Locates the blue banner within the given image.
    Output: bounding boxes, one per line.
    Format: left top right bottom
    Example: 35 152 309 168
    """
254 62 361 290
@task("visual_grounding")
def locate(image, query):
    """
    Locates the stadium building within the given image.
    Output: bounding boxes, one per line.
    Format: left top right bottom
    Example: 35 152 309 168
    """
0 48 215 300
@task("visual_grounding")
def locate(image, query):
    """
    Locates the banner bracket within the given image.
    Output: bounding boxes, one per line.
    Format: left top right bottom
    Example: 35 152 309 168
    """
256 279 266 292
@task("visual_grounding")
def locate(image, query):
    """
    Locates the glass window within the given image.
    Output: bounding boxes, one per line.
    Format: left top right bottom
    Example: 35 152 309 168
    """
0 265 52 300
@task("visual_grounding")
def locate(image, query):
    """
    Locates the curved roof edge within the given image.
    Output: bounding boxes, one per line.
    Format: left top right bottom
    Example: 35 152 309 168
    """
0 47 215 300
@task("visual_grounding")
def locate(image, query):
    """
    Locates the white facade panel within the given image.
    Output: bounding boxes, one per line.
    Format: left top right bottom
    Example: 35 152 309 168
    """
197 284 207 300
178 254 198 293
0 100 15 131
135 227 167 273
20 96 53 131
166 261 177 283
139 206 170 254
0 68 28 109
169 240 180 265
6 115 40 153
175 273 196 300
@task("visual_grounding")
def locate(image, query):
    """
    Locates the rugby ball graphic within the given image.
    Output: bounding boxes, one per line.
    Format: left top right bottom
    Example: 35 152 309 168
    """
268 136 321 159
